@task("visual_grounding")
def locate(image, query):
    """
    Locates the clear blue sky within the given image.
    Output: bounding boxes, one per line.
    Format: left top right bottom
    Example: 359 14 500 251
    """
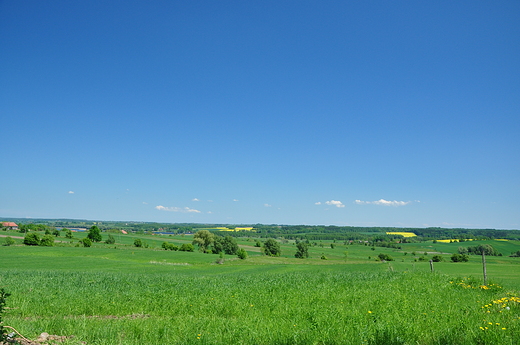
1 1 519 229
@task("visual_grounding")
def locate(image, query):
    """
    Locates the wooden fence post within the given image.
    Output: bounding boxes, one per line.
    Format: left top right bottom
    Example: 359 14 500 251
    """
482 251 487 285
429 259 434 273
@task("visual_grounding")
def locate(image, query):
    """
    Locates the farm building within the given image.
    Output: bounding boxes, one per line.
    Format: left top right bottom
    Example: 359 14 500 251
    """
1 222 18 230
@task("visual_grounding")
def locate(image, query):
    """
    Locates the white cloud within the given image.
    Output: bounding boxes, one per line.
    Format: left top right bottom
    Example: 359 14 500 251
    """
68 191 74 194
155 205 201 213
264 203 272 207
315 202 321 205
355 199 410 206
192 198 200 202
142 202 148 204
325 200 345 208
233 199 239 202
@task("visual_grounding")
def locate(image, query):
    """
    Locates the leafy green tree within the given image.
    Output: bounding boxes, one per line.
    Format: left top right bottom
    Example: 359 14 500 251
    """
162 242 178 251
254 240 262 247
40 234 55 247
193 230 214 253
179 243 194 252
263 239 281 256
295 242 309 258
237 248 248 260
64 228 73 239
23 232 40 246
105 234 116 244
52 229 60 237
134 238 143 247
80 238 92 247
2 237 15 246
87 225 102 242
222 236 239 255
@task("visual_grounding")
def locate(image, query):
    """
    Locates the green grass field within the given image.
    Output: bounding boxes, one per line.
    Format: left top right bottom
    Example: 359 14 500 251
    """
1 233 519 344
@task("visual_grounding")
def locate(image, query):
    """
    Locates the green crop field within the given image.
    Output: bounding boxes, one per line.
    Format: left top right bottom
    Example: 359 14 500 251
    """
0 232 519 344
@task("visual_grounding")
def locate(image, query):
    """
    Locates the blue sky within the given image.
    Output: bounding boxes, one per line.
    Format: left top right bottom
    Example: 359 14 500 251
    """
1 1 519 229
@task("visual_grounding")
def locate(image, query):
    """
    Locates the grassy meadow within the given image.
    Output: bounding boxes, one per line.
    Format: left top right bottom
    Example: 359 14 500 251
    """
0 232 519 344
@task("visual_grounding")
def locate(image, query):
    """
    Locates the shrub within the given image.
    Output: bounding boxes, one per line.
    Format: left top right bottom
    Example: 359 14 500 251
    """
451 253 469 262
263 239 281 256
40 234 55 247
237 248 248 259
321 255 328 260
432 255 443 262
0 288 11 342
23 232 40 246
378 253 393 261
162 242 178 251
2 237 14 246
295 242 309 259
80 238 92 247
87 226 102 242
64 229 73 239
134 239 143 248
179 243 194 252
105 234 116 244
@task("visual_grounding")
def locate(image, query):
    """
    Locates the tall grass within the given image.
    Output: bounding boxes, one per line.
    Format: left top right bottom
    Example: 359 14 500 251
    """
1 268 518 344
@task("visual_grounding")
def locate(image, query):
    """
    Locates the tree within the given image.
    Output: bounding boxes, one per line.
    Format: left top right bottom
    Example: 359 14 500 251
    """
295 242 309 258
40 235 55 247
222 236 239 255
105 234 116 244
64 229 73 239
237 248 248 259
23 232 40 246
192 230 214 253
87 226 102 242
52 229 60 237
134 238 143 247
263 239 281 256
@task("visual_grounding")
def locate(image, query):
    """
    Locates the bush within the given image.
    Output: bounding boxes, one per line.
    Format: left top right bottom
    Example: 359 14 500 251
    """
87 225 102 242
179 243 194 252
432 255 443 262
105 234 116 244
64 229 73 239
134 239 143 248
40 234 55 247
295 242 309 258
451 253 469 262
263 239 281 256
2 237 14 246
0 288 11 342
237 248 248 259
378 253 394 261
23 232 40 246
80 238 92 247
162 242 178 251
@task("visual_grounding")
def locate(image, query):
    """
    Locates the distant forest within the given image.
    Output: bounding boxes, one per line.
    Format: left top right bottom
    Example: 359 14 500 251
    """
2 217 519 242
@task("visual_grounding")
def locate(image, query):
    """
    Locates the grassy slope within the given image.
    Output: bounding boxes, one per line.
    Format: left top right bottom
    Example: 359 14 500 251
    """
1 233 519 344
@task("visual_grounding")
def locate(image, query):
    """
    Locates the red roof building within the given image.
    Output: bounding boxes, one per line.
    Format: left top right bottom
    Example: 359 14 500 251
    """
1 222 18 229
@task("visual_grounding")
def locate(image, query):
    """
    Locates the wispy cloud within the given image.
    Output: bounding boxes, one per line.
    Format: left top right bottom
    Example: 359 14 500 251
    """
192 198 200 201
233 199 239 202
264 203 272 207
155 205 201 213
325 200 345 208
68 191 74 194
354 199 411 206
315 202 321 205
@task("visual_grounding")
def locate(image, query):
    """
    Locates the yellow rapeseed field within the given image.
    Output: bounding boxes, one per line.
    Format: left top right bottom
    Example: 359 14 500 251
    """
386 232 416 237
